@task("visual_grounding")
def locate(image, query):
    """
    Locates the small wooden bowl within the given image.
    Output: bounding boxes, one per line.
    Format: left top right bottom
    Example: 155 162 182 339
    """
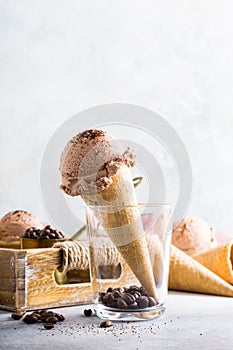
20 237 68 249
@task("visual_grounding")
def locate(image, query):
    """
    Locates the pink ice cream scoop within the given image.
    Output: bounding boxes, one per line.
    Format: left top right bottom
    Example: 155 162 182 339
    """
172 217 216 256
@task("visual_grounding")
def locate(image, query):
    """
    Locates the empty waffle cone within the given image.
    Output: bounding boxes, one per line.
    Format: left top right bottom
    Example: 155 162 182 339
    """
83 166 157 297
193 240 233 285
169 245 233 297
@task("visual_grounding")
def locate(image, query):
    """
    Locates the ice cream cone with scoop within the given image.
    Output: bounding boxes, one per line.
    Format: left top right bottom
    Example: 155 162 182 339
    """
60 129 157 297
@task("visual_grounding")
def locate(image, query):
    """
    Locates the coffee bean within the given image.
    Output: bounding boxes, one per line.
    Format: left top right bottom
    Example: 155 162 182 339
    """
54 313 65 321
148 297 158 307
102 293 115 305
11 311 25 320
44 323 54 330
128 302 138 309
39 231 46 237
131 291 141 300
112 290 121 298
123 293 135 305
117 298 128 309
102 294 109 304
114 287 125 293
84 309 92 317
38 309 48 314
22 226 65 241
98 292 105 302
137 296 149 309
46 316 58 324
100 320 112 328
31 312 41 320
140 286 148 296
23 315 38 324
129 285 140 292
41 312 53 322
107 293 115 303
43 311 54 317
108 301 117 308
100 285 159 310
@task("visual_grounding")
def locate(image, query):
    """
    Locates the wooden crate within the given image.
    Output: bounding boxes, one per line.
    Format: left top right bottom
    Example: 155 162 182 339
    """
0 247 92 311
0 247 133 312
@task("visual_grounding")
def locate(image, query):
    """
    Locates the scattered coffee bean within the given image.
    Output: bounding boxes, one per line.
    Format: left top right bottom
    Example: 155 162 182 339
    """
13 309 65 330
46 316 58 324
54 313 65 322
38 309 48 314
44 323 54 330
31 312 41 319
23 314 38 324
84 309 92 317
100 320 112 328
11 311 25 320
42 311 54 318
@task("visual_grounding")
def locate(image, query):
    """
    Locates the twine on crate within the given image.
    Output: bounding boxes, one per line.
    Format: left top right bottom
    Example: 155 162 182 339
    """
53 239 121 274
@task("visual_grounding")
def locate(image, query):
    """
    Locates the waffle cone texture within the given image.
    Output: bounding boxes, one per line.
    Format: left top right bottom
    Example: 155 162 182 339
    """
193 241 233 285
83 166 157 297
169 245 233 297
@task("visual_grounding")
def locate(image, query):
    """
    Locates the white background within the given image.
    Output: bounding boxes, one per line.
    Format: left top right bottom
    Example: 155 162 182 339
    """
1 1 233 236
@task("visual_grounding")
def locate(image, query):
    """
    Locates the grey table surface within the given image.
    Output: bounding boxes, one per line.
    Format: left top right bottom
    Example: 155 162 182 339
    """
0 291 232 350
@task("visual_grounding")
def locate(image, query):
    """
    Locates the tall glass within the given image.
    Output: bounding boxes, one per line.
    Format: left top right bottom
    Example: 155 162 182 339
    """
86 204 172 321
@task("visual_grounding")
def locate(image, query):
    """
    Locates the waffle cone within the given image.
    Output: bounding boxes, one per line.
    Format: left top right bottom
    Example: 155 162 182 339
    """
169 245 233 297
193 241 233 285
82 166 157 297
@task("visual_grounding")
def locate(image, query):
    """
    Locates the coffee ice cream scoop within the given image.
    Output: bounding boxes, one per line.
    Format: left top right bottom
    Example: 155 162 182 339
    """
0 210 42 248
